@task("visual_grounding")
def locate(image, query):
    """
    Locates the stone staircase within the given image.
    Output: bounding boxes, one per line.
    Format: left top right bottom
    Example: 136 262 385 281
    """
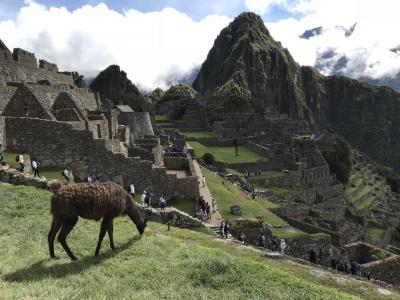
209 225 237 242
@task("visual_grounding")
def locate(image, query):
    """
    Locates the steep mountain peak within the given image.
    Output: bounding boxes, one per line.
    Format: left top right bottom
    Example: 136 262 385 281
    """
193 12 302 116
90 64 142 109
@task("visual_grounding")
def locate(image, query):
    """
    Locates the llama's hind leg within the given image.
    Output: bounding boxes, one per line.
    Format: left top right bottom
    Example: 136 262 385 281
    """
107 219 115 250
95 217 111 256
58 217 78 260
48 217 62 259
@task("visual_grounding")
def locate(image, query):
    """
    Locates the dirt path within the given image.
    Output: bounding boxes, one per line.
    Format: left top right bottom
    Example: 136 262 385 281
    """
192 159 222 226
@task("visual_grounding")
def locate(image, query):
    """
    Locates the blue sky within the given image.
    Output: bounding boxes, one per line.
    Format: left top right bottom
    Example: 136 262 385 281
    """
0 0 301 22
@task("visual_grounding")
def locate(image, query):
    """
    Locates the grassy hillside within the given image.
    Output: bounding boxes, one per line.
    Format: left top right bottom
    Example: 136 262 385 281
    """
0 183 398 299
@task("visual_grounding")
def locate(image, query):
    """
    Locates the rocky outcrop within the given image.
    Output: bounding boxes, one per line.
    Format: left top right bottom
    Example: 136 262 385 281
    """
90 65 145 110
193 12 400 171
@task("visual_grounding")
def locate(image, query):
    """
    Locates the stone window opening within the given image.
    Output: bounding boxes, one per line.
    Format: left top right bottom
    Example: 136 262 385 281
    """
97 124 102 139
24 103 28 117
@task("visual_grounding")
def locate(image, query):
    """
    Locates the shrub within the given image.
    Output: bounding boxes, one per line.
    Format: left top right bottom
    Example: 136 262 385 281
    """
203 153 216 165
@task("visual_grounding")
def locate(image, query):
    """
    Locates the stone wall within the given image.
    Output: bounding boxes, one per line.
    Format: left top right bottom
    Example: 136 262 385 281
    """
0 85 17 111
4 117 199 199
284 217 341 246
144 207 204 228
284 233 332 261
245 141 272 158
164 157 189 171
118 112 154 144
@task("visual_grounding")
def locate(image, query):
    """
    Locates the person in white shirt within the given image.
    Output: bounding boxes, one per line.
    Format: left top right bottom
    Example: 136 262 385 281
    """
129 184 135 198
159 194 166 211
31 159 40 177
62 168 70 183
202 176 206 187
141 191 146 207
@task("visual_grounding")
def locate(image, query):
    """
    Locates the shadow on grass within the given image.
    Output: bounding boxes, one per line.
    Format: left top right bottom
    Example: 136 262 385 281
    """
3 236 142 282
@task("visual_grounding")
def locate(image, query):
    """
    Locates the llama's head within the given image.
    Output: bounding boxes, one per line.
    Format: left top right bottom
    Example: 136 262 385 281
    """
137 219 147 235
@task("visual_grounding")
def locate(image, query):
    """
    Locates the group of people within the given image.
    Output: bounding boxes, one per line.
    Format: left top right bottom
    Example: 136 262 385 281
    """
220 219 229 238
198 176 206 187
198 196 216 219
330 259 372 279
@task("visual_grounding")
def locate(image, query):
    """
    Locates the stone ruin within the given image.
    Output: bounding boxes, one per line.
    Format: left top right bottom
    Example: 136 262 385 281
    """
0 39 200 201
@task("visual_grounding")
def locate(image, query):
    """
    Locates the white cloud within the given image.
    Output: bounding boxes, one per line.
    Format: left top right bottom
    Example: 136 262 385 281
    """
245 0 288 14
0 1 230 90
265 0 400 79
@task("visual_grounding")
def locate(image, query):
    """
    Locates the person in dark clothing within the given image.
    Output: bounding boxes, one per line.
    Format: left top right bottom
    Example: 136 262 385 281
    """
309 249 317 264
330 259 337 270
343 263 349 273
350 261 357 275
317 248 323 264
223 222 229 239
145 192 151 208
0 144 3 163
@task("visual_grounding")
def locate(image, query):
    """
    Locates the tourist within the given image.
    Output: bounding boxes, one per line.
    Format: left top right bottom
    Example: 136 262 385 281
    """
129 183 135 198
17 153 25 173
280 239 287 255
223 222 229 239
202 176 206 187
220 219 225 237
85 174 93 182
201 200 206 215
31 159 40 177
159 194 166 211
206 202 211 219
244 170 248 179
145 192 151 208
62 167 70 183
350 261 357 275
259 234 266 248
0 144 3 163
309 249 317 263
251 190 257 200
240 232 246 245
330 259 337 270
211 198 216 213
141 191 146 207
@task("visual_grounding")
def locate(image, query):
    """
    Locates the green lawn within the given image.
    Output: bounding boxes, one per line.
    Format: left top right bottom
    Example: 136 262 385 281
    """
181 131 215 138
203 168 285 226
189 141 267 163
0 183 394 299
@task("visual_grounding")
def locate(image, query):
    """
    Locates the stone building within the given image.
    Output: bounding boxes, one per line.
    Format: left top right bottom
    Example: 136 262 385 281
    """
0 39 199 200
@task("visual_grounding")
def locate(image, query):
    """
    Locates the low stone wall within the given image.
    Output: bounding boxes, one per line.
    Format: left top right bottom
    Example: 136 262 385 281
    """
245 141 272 158
143 207 204 228
0 165 55 189
284 217 341 246
284 233 332 261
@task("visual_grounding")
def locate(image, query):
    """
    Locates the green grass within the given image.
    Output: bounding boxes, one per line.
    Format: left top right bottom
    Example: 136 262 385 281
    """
155 115 169 122
203 168 286 226
0 183 395 300
367 227 385 242
2 150 26 170
181 131 215 138
168 198 196 217
189 141 267 164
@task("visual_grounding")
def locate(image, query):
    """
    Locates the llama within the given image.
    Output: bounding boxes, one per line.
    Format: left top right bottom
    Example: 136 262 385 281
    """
48 181 147 260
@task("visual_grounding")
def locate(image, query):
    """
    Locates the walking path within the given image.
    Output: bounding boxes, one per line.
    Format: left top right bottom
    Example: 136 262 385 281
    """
192 159 222 226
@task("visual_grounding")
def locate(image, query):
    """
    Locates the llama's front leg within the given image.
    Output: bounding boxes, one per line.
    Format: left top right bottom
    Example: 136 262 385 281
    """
95 218 110 256
58 217 78 260
48 217 62 259
107 219 115 250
